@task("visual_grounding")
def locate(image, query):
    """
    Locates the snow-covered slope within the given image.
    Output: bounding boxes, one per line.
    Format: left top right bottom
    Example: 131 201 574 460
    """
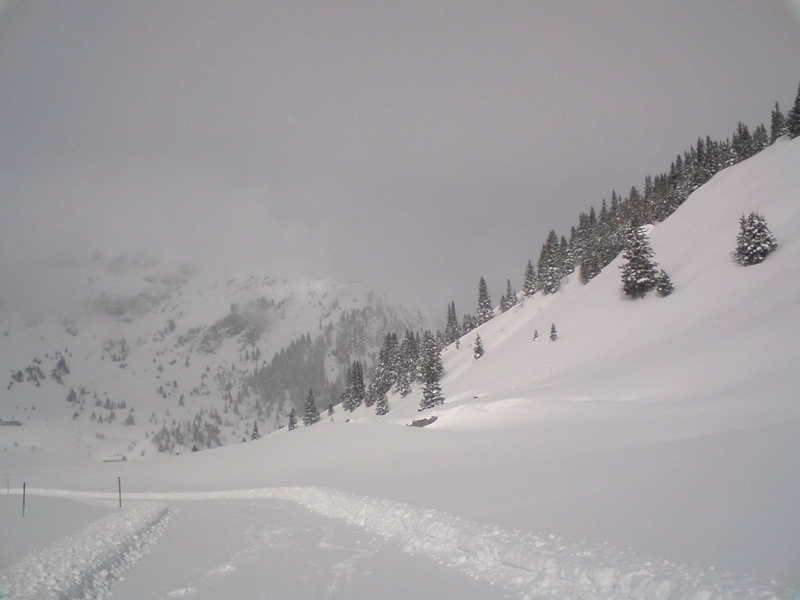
2 138 799 599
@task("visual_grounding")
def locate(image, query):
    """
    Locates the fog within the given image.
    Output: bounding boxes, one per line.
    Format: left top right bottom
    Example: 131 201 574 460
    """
1 1 799 321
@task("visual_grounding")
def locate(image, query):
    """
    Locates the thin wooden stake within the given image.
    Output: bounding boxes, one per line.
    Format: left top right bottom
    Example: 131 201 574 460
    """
118 476 122 508
22 481 26 517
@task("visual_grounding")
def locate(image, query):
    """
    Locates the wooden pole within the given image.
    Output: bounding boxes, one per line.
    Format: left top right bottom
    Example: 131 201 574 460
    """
118 476 122 508
22 481 25 517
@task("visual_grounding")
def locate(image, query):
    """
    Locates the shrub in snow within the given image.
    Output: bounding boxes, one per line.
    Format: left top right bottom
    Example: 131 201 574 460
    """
549 323 558 341
655 269 674 297
734 211 777 266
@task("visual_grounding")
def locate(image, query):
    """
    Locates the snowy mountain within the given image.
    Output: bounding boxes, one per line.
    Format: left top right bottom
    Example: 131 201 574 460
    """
1 138 799 599
0 261 424 460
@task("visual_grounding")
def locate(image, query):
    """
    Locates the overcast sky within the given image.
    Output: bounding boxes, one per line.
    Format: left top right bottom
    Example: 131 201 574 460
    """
1 1 799 322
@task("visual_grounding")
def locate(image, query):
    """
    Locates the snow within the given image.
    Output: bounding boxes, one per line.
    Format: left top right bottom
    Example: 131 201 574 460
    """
2 137 800 598
0 499 170 600
4 486 785 599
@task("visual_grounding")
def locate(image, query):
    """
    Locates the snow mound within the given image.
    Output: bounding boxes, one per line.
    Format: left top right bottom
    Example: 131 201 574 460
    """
272 487 786 600
0 502 171 600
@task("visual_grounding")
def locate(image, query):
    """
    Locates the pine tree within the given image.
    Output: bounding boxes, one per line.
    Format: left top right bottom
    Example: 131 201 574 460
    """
462 314 478 335
655 269 674 297
340 365 354 411
367 333 400 404
303 389 320 426
558 235 571 276
734 212 777 265
327 402 334 416
444 302 461 345
620 226 659 298
752 124 769 153
418 331 444 411
549 323 557 341
251 421 260 440
522 260 537 296
351 361 365 406
732 122 754 160
537 230 562 294
473 334 484 359
787 81 800 139
343 360 366 411
499 279 517 312
394 330 419 397
477 277 493 325
374 392 389 416
771 102 787 143
287 408 297 431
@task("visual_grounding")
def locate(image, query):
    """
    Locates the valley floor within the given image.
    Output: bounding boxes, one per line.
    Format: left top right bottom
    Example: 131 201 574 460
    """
2 413 798 600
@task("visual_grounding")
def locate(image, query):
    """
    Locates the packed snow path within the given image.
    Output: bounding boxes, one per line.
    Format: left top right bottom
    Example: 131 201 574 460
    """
0 501 170 600
3 486 788 600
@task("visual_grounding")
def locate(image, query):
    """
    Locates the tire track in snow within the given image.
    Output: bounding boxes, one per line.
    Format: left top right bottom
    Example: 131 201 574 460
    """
0 501 170 600
10 487 789 600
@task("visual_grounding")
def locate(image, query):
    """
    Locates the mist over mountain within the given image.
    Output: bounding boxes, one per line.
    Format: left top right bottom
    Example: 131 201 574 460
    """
0 257 424 459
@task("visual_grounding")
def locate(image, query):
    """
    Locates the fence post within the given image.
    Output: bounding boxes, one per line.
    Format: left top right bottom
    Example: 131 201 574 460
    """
118 476 122 508
22 481 26 517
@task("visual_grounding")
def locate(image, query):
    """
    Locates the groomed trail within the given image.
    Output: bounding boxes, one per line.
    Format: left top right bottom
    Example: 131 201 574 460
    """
2 486 788 600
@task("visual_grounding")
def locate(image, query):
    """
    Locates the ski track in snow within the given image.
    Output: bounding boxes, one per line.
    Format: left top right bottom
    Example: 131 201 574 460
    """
0 501 171 600
3 487 787 600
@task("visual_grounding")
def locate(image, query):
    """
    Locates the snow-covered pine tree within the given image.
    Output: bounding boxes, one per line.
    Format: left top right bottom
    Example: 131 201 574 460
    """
522 260 537 297
732 122 755 161
771 102 787 143
327 402 334 416
366 333 399 405
655 269 674 297
787 81 800 139
549 323 558 341
473 334 484 359
734 211 777 266
620 225 659 298
251 421 260 440
303 389 320 426
343 360 366 411
351 361 366 406
558 235 572 277
444 302 461 345
288 408 297 431
537 230 562 294
499 279 517 312
752 123 769 153
462 313 478 335
394 329 419 397
477 277 493 325
418 331 444 411
339 365 354 411
374 391 389 416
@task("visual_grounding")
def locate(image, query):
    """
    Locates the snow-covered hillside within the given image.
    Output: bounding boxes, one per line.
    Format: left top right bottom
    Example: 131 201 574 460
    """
1 138 799 599
0 264 423 461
